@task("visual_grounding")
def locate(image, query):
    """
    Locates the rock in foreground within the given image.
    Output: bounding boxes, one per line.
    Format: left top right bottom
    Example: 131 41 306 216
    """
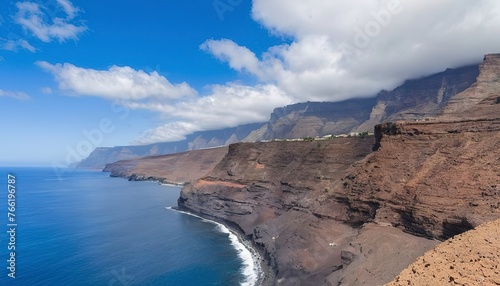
388 219 500 285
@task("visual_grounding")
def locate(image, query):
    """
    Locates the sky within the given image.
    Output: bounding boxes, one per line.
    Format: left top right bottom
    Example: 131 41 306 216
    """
1 0 500 166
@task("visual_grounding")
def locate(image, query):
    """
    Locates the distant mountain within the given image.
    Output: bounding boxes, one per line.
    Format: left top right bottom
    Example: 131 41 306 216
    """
243 98 377 142
76 123 262 169
244 64 479 142
78 62 480 170
355 64 479 132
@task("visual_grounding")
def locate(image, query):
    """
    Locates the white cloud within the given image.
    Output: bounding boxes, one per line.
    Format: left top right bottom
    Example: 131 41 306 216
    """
2 39 36 52
37 61 198 100
56 0 79 19
38 62 292 143
38 60 294 143
201 39 263 77
202 0 500 102
40 1 500 144
136 84 294 144
0 89 31 101
14 1 86 43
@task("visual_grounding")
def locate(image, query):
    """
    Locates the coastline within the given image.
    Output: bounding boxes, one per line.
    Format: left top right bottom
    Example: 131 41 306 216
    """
168 206 275 286
103 172 272 285
102 170 275 286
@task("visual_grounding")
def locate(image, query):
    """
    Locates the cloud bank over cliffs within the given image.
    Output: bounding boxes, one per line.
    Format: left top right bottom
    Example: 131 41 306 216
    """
41 0 500 143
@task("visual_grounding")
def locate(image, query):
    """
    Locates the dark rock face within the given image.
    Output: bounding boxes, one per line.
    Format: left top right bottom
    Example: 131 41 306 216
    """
354 64 480 132
343 119 500 239
244 64 480 143
244 98 377 141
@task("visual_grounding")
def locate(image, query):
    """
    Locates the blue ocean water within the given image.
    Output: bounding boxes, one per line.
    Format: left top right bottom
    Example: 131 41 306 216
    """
0 167 253 286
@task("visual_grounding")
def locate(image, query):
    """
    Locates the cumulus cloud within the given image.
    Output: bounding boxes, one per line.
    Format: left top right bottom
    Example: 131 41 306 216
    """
36 61 198 100
39 62 293 143
136 84 293 144
41 1 500 144
14 0 86 43
0 89 31 101
2 39 36 52
202 0 500 101
201 39 263 77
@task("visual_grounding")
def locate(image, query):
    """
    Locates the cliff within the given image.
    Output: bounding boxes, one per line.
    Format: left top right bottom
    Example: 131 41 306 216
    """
77 123 261 170
178 139 440 285
245 64 479 142
179 118 499 285
178 55 500 285
103 147 228 185
79 61 480 170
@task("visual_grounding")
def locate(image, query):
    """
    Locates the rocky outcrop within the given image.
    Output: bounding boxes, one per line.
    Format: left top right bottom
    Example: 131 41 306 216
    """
341 119 500 239
387 219 500 286
103 147 228 185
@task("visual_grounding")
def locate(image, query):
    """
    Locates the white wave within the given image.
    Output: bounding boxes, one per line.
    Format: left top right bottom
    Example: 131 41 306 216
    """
166 207 261 286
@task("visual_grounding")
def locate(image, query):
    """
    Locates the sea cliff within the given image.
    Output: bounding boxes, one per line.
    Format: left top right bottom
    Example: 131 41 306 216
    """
103 54 500 285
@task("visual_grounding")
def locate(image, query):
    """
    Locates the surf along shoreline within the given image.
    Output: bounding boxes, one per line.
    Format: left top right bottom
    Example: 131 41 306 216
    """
106 175 273 286
160 183 273 286
167 207 275 286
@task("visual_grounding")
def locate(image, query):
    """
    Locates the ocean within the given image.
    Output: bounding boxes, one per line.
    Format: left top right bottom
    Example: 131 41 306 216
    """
0 167 258 286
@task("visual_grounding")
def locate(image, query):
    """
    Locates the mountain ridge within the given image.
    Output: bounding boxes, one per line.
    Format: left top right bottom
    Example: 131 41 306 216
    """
78 63 480 169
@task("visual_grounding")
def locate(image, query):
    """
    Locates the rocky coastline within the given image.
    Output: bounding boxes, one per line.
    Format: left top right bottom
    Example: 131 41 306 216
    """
102 54 500 285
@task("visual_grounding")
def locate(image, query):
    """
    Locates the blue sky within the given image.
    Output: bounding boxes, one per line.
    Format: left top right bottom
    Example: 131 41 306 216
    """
1 0 500 166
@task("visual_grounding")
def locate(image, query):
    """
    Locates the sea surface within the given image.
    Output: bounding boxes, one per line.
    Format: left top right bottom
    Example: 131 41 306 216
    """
0 167 256 286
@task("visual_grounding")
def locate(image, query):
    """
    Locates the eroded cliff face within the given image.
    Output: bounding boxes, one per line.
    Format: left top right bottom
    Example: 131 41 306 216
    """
103 147 228 185
178 55 500 285
341 119 500 239
179 117 499 285
178 139 441 285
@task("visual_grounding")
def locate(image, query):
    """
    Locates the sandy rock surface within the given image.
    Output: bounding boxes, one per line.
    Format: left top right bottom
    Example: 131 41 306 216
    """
388 219 500 286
